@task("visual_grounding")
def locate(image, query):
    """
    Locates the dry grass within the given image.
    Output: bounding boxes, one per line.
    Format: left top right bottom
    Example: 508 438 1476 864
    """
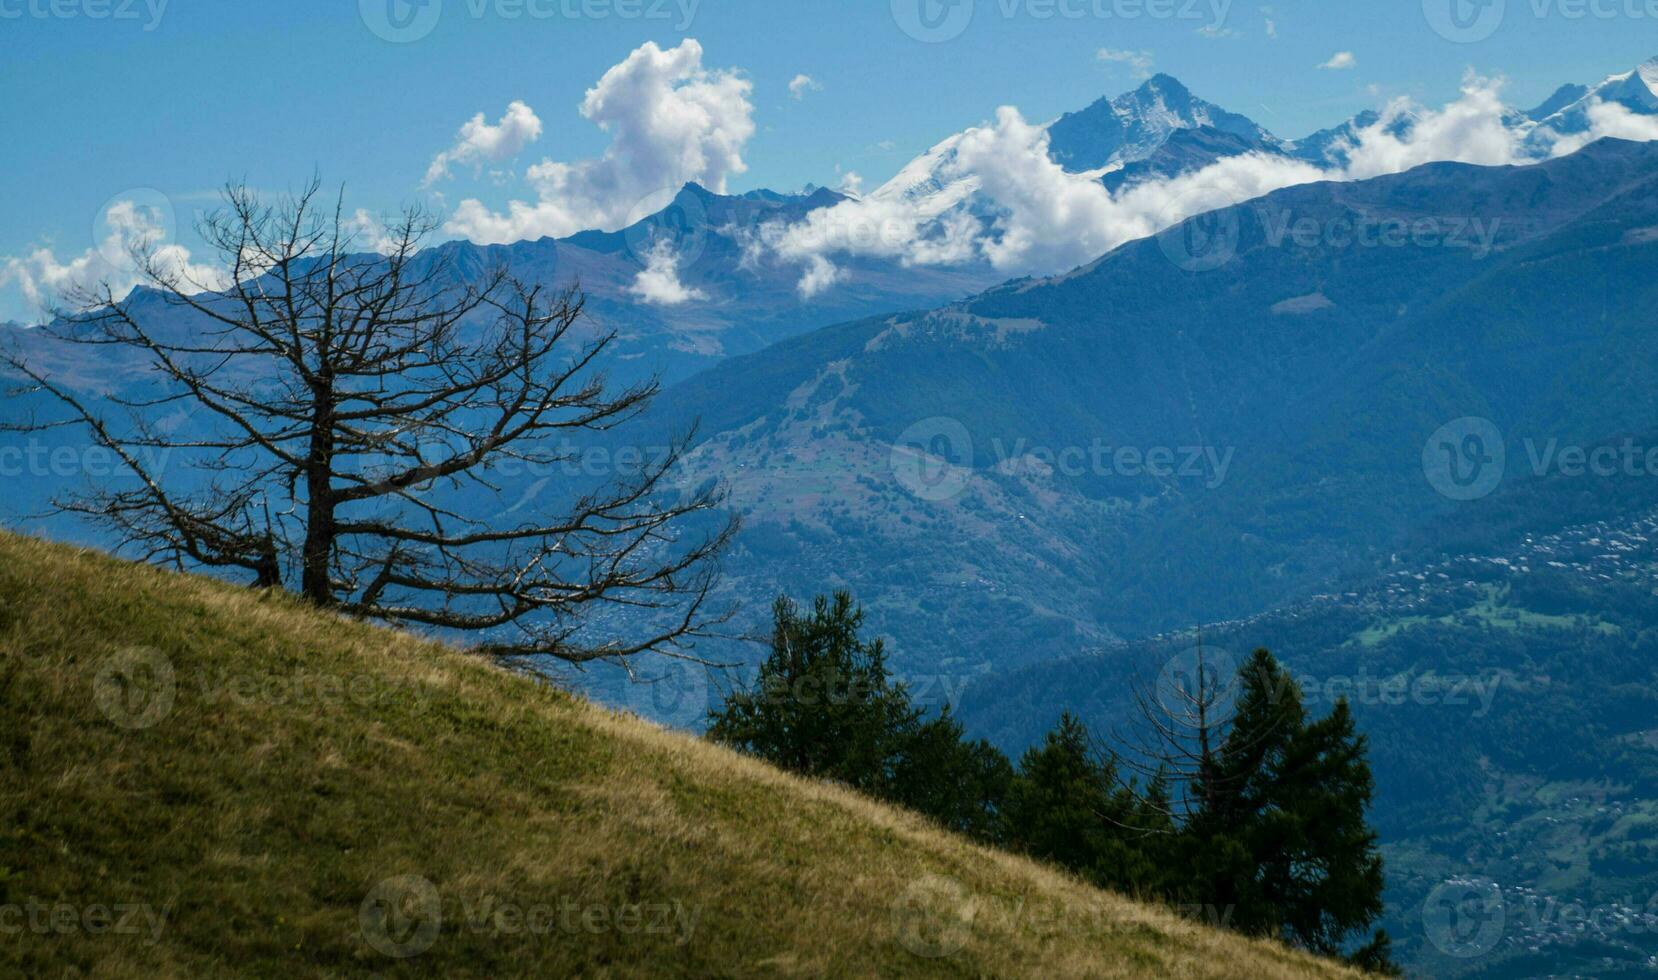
0 532 1365 978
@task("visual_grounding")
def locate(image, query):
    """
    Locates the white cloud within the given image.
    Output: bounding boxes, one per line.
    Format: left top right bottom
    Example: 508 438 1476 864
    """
1 199 224 320
1197 24 1236 38
1319 51 1357 70
422 100 543 186
751 72 1621 298
1546 97 1658 157
627 239 707 305
788 73 822 100
949 108 1322 273
795 254 843 299
838 169 864 195
427 55 1657 309
443 40 755 245
343 209 404 255
1336 73 1526 178
1096 48 1155 80
755 107 1323 293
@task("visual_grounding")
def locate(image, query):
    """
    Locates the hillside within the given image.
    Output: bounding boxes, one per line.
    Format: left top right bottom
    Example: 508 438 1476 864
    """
0 183 995 394
0 532 1362 978
957 499 1658 976
580 137 1658 680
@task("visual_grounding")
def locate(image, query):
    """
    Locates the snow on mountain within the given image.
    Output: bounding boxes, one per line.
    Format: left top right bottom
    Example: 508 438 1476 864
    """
1528 56 1658 149
876 58 1658 216
1044 74 1282 172
873 74 1279 210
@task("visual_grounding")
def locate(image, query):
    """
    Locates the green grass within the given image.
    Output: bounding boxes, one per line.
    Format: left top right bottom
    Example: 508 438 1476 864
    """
1352 584 1620 647
0 532 1364 978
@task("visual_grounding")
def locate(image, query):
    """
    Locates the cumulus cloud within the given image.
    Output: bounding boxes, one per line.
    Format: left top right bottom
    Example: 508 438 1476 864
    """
443 40 755 244
1 199 224 320
1319 51 1357 70
1096 48 1155 80
1336 73 1525 178
417 52 1654 308
422 100 544 186
788 74 822 100
795 254 844 299
1546 97 1658 157
343 209 405 255
749 71 1628 297
753 107 1323 294
627 240 708 305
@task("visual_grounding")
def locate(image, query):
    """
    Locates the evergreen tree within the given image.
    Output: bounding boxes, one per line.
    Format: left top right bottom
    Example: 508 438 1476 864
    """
1179 650 1395 973
1002 713 1171 894
890 707 1014 843
712 614 1394 972
709 593 913 791
708 592 1011 840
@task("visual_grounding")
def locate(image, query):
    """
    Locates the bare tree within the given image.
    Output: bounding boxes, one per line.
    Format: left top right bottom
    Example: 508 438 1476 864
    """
1110 639 1290 827
2 178 734 663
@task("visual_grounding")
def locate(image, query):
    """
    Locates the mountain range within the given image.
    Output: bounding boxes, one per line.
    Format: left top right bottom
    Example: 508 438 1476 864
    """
878 57 1658 211
606 136 1658 667
593 135 1658 977
9 59 1658 978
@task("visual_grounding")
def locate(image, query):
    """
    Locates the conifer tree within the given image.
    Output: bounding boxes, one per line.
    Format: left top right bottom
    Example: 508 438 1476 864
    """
1002 713 1171 893
708 593 912 791
1166 650 1395 973
708 592 1011 840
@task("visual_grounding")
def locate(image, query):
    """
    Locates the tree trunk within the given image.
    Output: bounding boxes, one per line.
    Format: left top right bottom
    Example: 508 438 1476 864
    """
301 379 335 605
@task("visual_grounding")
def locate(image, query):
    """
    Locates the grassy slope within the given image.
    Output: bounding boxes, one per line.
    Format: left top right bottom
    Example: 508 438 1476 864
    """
0 533 1362 978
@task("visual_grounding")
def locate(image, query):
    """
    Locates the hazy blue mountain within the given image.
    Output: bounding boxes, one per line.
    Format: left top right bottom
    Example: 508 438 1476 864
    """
0 183 999 394
1532 57 1658 132
878 74 1287 208
1287 110 1386 167
1524 82 1592 121
1097 125 1272 191
608 138 1658 681
954 491 1658 977
413 182 1000 385
1045 73 1282 172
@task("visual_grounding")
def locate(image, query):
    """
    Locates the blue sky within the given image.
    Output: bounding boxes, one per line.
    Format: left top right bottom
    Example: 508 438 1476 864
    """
1 0 1654 321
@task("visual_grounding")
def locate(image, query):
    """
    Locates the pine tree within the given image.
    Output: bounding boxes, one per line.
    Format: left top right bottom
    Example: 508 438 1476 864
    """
708 593 913 792
1180 650 1395 973
1002 713 1169 894
890 707 1014 843
708 592 1011 840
